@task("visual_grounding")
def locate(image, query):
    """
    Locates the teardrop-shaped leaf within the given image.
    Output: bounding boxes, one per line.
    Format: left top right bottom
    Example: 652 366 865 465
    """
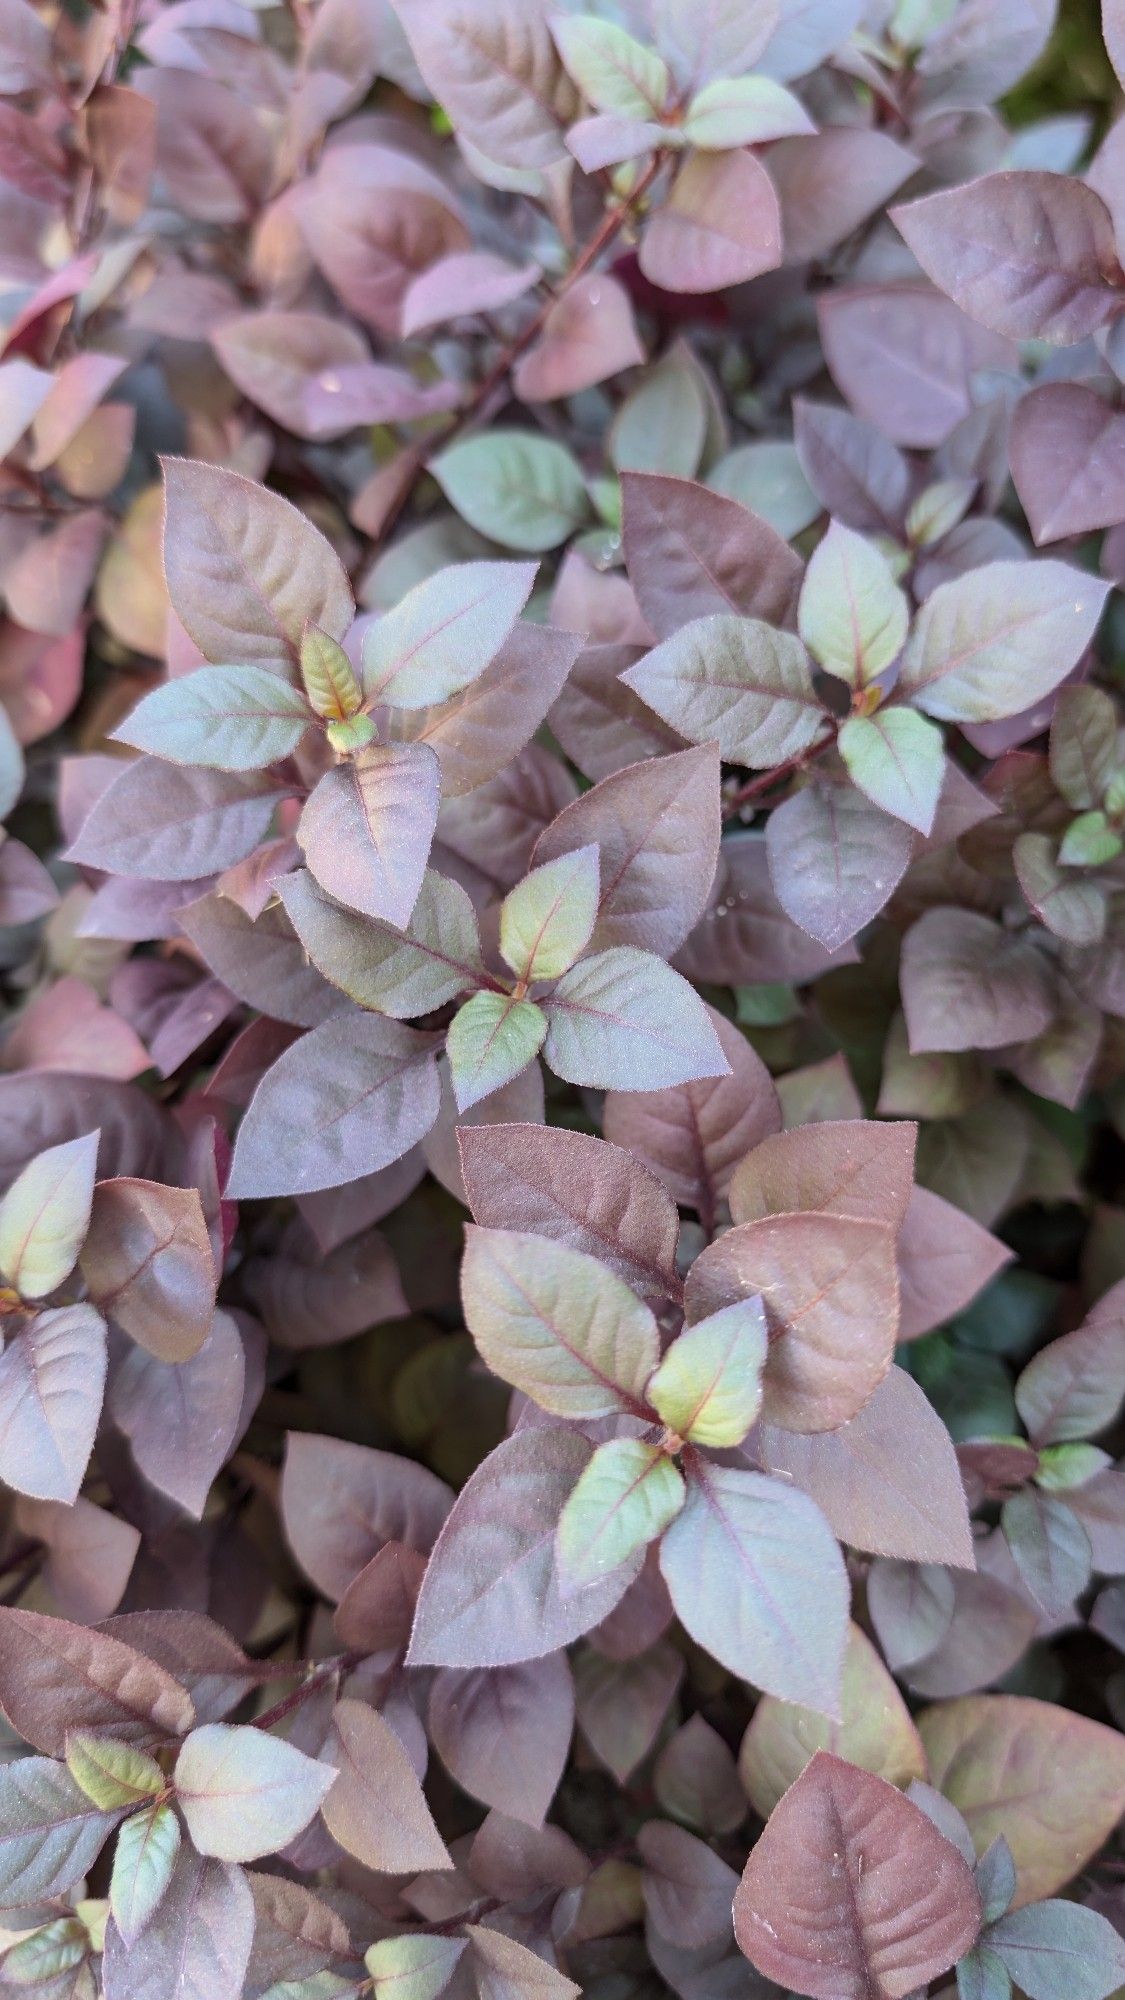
113 665 311 771
447 994 547 1114
0 1131 98 1299
65 1734 163 1811
361 561 537 708
174 1724 334 1863
321 1696 451 1873
647 1300 767 1447
110 1798 181 1944
839 709 945 835
298 741 441 928
555 1438 685 1595
798 522 909 688
499 845 599 982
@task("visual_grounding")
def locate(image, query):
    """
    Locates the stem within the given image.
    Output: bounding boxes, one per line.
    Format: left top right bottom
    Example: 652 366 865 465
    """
722 726 838 820
251 1652 363 1731
374 155 665 547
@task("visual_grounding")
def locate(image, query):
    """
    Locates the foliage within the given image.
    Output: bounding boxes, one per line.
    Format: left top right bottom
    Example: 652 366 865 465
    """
0 0 1122 1996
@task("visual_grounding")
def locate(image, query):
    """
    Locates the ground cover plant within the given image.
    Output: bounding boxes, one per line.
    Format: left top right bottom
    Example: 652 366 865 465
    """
2 0 1125 1994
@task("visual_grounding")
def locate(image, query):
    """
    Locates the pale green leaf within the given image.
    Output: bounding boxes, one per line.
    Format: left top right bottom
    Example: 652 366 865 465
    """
110 1799 181 1944
461 1225 660 1417
900 561 1110 723
113 665 312 771
279 867 485 1019
0 1131 98 1300
499 844 599 981
544 947 730 1090
683 75 814 149
174 1725 335 1863
555 1437 685 1595
622 615 826 767
431 434 589 551
798 521 909 688
647 1299 768 1447
361 560 536 707
0 1915 87 1984
551 15 671 118
447 993 547 1113
65 1734 163 1812
299 624 363 720
838 708 945 834
366 1932 466 2000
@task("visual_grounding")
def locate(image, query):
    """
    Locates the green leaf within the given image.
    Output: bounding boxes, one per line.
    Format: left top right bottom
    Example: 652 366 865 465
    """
543 946 730 1090
555 1437 685 1595
173 1724 335 1863
431 434 589 551
0 1915 87 1984
899 561 1110 723
987 1900 1125 2000
0 1131 98 1300
1049 685 1119 809
798 521 909 688
0 705 24 820
551 15 671 118
499 844 600 981
113 665 312 771
280 867 486 1019
958 1944 1014 2000
110 1799 181 1944
1059 809 1122 867
1035 1442 1112 1491
0 1757 121 1908
461 1225 660 1418
1013 832 1107 946
299 624 363 720
361 560 536 707
65 1734 163 1811
659 1460 848 1711
447 993 547 1113
683 74 814 149
366 1934 467 2000
647 1299 768 1447
838 708 945 834
622 615 827 767
739 1623 926 1818
905 478 975 548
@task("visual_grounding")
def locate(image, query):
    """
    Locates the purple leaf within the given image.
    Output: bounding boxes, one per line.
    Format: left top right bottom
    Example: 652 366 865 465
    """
298 742 441 927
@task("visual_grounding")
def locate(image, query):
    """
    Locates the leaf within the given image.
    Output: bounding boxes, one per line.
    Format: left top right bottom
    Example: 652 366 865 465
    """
640 149 782 293
298 741 441 928
177 890 337 1030
467 1924 579 2000
407 1427 642 1667
639 1817 740 1950
900 562 1110 723
280 866 485 1020
174 1723 334 1863
321 1696 450 1872
530 744 721 959
576 1644 683 1786
798 522 909 688
0 1304 106 1505
366 1935 467 2000
362 560 537 709
429 1655 573 1827
226 1013 441 1198
500 846 599 981
919 1696 1125 1904
1009 383 1125 544
393 0 575 170
80 1179 216 1364
1108 0 1125 86
447 994 547 1113
1014 1291 1125 1444
110 1312 246 1520
733 1752 982 1997
282 1431 452 1603
620 471 802 640
394 620 581 798
739 1623 927 1818
795 396 909 537
839 709 945 835
0 1131 97 1299
162 458 353 677
432 434 588 551
659 1460 848 1712
0 1608 195 1758
766 784 914 952
817 284 1014 453
603 1009 781 1223
114 666 311 772
401 250 539 336
647 1301 768 1446
551 15 670 116
686 1211 898 1433
1001 1487 1091 1616
101 1846 254 2000
544 946 730 1090
65 1734 163 1811
622 615 825 769
892 173 1121 343
729 1118 918 1233
246 1871 353 1994
987 1899 1125 2000
896 1187 1013 1341
555 1438 685 1594
0 1756 120 1910
67 759 286 882
457 1123 680 1300
461 1225 659 1417
761 1367 976 1568
900 909 1056 1054
683 73 814 147
110 1801 181 1944
212 312 457 441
